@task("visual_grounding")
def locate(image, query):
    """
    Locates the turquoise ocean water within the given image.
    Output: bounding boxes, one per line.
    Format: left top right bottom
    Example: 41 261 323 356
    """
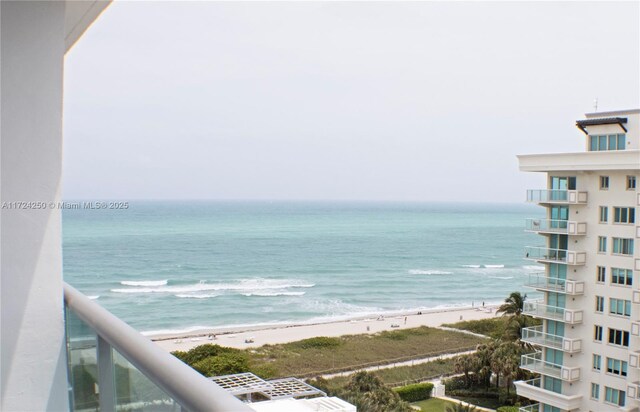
62 201 543 335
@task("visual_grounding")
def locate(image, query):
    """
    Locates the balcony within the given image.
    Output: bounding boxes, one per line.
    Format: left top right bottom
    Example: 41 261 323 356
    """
518 405 539 412
514 379 583 410
525 219 587 235
64 283 253 412
522 301 583 324
524 246 586 265
520 352 580 382
630 350 640 369
524 273 584 295
628 382 640 401
526 189 588 204
633 321 640 336
521 326 582 353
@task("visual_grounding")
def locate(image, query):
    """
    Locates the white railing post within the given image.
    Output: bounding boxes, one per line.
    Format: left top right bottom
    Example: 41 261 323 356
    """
97 336 116 412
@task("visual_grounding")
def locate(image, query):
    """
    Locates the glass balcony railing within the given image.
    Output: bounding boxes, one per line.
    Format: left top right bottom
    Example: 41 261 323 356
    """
526 190 588 204
524 273 584 295
521 326 582 353
522 301 583 324
514 378 583 410
524 246 586 265
520 352 580 382
64 283 252 412
524 219 587 235
518 404 540 412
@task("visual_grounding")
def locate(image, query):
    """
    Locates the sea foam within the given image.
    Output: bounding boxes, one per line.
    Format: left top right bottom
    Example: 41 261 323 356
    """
408 269 453 275
120 280 168 287
112 278 315 294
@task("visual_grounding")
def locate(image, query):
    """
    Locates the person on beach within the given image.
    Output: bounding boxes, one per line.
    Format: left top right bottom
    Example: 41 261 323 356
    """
404 316 407 325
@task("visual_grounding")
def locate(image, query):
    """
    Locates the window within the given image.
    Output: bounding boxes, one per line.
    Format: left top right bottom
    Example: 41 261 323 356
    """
550 176 576 190
605 387 626 407
596 266 605 283
606 358 628 377
609 298 631 317
591 383 600 399
613 207 635 224
598 236 607 253
594 325 603 341
612 238 634 255
543 376 562 394
608 328 630 347
543 376 562 393
611 268 633 286
600 176 609 189
595 296 604 312
628 175 637 190
593 354 602 370
589 134 626 151
599 206 608 223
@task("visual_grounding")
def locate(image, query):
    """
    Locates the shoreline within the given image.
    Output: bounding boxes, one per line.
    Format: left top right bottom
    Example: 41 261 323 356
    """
152 304 500 352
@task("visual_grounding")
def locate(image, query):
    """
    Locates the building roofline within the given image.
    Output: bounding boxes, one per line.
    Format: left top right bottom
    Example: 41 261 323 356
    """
575 117 628 134
584 108 640 117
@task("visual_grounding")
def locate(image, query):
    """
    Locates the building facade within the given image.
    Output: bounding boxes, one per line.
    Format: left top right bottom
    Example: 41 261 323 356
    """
515 109 640 412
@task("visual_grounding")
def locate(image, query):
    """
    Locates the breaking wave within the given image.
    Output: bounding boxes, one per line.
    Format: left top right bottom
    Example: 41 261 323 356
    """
120 280 168 287
174 293 221 299
112 278 315 295
408 269 453 275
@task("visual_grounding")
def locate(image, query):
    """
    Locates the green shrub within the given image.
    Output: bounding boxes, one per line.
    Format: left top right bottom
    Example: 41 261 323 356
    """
171 350 189 363
447 389 499 399
249 363 278 379
192 352 249 377
340 372 413 412
393 382 434 402
290 336 342 349
497 407 519 412
442 376 467 391
179 344 239 365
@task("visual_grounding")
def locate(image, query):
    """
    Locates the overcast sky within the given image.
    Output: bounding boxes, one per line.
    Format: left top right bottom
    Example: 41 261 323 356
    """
63 1 639 203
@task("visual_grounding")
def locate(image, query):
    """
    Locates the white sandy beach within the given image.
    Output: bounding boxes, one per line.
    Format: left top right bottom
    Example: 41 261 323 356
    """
152 305 499 352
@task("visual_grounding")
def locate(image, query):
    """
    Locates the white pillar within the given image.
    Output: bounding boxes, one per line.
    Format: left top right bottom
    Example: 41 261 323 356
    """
1 1 69 410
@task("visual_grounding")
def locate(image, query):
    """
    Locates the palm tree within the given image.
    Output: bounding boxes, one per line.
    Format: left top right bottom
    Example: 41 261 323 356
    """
490 341 520 393
454 354 475 388
445 402 478 412
341 372 412 412
498 291 536 346
472 341 495 390
497 291 526 316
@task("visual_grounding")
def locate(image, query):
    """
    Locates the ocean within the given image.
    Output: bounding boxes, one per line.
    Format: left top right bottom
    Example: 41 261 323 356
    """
62 201 543 335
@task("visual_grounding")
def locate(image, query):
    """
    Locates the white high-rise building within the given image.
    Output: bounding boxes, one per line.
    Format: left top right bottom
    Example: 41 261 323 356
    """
515 109 640 412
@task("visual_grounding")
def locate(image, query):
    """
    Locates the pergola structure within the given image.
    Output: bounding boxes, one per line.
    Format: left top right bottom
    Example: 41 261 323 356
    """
209 372 326 402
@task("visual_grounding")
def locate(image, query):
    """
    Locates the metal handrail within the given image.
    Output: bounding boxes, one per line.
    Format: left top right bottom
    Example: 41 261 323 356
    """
64 283 252 412
525 218 569 231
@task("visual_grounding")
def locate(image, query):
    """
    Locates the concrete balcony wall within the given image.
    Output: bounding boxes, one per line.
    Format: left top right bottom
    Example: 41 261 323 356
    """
1 1 110 410
514 379 583 410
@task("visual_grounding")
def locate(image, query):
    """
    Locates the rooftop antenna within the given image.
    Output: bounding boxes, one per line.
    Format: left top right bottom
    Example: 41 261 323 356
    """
593 97 598 112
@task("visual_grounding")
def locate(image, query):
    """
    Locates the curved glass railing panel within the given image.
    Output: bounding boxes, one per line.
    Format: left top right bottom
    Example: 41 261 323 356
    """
64 283 252 412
